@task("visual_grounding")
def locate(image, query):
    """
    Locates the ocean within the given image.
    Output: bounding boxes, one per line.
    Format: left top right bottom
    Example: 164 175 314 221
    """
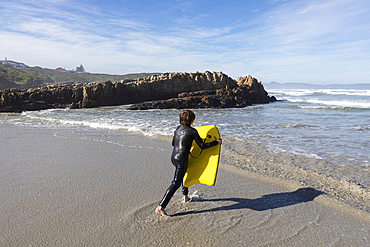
1 86 370 211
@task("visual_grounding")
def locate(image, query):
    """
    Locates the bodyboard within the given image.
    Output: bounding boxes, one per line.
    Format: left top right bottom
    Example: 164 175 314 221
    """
183 125 221 187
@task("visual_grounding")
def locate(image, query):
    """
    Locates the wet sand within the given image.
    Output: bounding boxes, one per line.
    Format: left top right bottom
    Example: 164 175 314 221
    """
0 125 369 246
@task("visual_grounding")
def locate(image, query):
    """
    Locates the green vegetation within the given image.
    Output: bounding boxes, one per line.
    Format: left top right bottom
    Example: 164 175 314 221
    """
0 64 45 85
18 66 158 84
0 63 160 90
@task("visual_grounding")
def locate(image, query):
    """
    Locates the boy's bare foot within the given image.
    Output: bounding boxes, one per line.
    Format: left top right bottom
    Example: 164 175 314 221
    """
155 206 168 216
182 195 191 203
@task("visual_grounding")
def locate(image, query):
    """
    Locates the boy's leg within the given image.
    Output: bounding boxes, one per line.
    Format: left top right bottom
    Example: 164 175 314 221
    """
181 162 190 202
158 167 185 209
182 185 188 196
182 185 191 202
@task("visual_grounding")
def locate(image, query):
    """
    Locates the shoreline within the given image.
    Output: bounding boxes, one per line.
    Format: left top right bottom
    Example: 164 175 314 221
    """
1 124 369 246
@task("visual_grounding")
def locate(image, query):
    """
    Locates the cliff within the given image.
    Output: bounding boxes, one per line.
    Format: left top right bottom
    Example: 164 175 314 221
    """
0 71 276 112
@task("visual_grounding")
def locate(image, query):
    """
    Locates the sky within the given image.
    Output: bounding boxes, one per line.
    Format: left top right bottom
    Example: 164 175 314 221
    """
0 0 369 84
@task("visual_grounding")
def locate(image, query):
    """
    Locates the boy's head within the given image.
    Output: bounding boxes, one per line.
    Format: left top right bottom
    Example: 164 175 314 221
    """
179 109 195 126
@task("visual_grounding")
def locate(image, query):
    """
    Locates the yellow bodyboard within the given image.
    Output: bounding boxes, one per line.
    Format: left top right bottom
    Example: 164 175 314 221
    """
183 125 221 187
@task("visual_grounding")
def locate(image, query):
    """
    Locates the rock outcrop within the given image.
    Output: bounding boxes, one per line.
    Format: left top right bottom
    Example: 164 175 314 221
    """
0 71 276 112
126 75 276 110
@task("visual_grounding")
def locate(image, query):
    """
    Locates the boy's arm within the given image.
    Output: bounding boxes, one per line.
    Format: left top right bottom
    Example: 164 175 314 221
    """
192 129 219 149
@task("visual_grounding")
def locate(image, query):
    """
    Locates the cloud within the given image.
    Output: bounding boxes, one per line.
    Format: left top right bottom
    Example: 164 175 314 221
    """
1 0 236 73
262 0 369 48
226 0 370 82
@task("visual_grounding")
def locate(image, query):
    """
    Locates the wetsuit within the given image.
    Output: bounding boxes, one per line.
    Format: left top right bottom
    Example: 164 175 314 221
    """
159 124 218 209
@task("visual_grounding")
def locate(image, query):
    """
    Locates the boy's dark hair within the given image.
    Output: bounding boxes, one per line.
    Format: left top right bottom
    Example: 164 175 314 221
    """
179 109 195 125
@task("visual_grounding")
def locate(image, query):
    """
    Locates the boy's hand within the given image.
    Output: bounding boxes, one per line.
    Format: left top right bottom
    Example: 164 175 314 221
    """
214 136 222 144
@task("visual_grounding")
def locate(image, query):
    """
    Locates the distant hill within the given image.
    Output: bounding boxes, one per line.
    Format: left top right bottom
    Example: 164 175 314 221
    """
0 64 46 89
0 63 159 90
18 66 158 85
264 81 370 90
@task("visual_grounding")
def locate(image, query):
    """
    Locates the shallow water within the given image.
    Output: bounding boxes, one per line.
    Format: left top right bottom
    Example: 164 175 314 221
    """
1 87 370 211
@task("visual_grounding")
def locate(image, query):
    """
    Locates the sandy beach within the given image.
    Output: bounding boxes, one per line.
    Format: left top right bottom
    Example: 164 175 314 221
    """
1 124 369 246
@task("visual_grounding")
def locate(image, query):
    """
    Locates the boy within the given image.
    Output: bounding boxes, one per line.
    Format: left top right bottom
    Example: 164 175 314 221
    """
156 109 222 216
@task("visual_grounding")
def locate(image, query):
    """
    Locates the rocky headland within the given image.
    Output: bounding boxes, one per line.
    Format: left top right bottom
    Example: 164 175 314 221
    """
0 71 276 112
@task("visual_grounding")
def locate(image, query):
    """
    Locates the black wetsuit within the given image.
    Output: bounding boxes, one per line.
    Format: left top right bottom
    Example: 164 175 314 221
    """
159 125 218 209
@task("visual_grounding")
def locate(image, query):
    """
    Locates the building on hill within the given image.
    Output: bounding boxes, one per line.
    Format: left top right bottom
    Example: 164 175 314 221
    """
0 58 27 68
55 65 85 73
76 64 85 73
55 67 67 72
